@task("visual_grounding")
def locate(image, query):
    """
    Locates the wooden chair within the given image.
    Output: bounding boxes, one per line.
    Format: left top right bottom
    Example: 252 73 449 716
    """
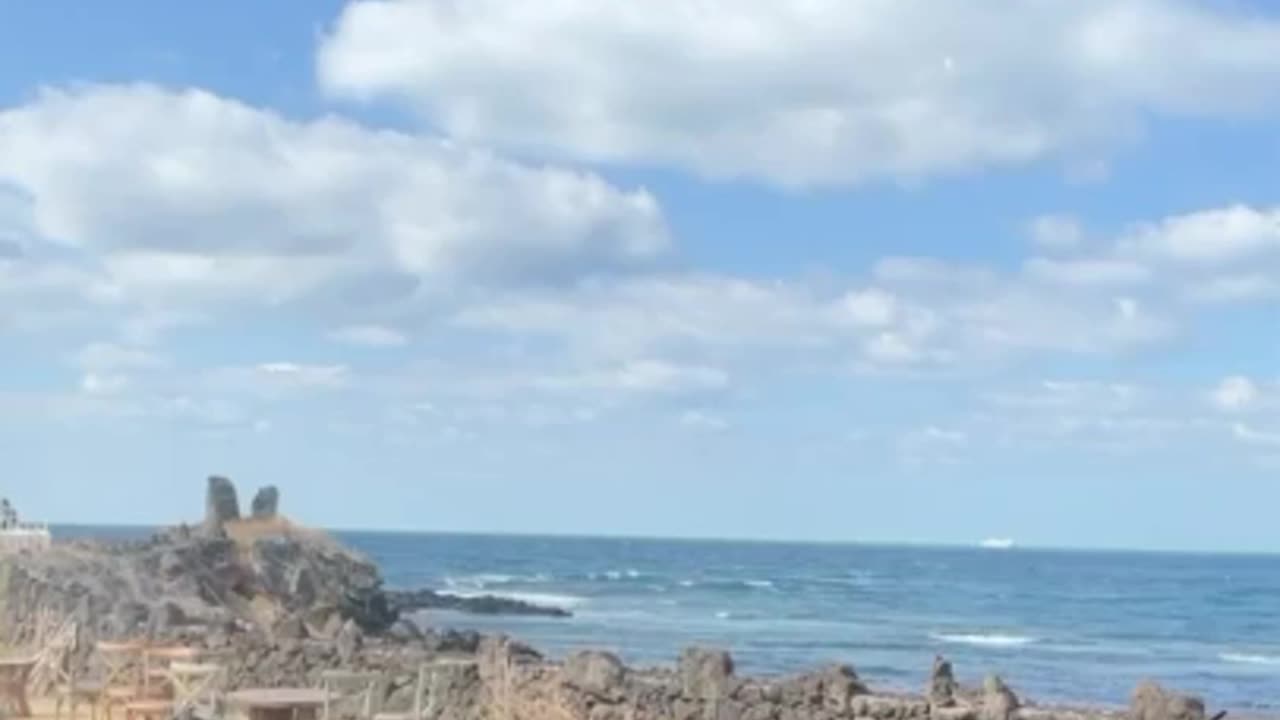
320 670 380 720
169 661 225 717
96 641 145 720
53 658 108 720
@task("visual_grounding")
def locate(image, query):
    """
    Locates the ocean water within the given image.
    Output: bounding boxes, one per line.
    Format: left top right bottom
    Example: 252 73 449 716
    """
341 533 1280 712
53 527 1280 710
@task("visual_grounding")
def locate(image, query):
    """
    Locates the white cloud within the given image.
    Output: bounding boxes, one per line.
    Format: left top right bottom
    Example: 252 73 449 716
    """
986 380 1139 413
1029 214 1084 251
678 410 729 432
253 362 350 389
536 360 730 397
1023 257 1151 287
898 425 969 467
1121 205 1280 265
329 325 410 348
1212 376 1260 412
0 84 669 310
80 373 128 396
1186 274 1280 304
319 0 1280 186
73 343 164 372
1233 423 1280 447
838 289 898 327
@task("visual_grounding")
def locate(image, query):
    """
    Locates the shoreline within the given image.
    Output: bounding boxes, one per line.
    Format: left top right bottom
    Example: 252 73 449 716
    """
2 482 1272 719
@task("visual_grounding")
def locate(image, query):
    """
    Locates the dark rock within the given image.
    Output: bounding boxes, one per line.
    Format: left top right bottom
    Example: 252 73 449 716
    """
928 655 960 708
563 650 627 698
386 588 572 619
680 647 735 700
1130 681 1206 720
423 629 482 655
251 486 280 519
273 615 309 641
809 664 867 714
147 601 187 637
981 676 1020 720
205 476 241 530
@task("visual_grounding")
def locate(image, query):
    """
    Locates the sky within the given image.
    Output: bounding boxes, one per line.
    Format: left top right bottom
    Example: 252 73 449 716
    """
2 1 1280 552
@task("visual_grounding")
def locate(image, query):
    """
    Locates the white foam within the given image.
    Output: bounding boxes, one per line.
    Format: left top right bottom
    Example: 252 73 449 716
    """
1220 652 1280 666
445 573 551 588
744 579 776 590
931 633 1036 648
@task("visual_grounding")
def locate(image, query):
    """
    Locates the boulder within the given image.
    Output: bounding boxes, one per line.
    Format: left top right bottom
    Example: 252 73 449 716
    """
251 486 280 519
981 676 1020 720
273 614 309 641
562 650 627 698
928 655 960 708
1130 681 1207 720
205 476 241 530
679 647 735 700
810 664 868 714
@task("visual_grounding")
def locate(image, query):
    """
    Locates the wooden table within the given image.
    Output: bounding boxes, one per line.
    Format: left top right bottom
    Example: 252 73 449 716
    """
227 688 336 720
142 644 202 696
0 654 37 718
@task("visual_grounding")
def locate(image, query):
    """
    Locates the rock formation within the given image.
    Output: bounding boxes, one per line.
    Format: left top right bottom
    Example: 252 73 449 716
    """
0 478 1236 720
251 486 280 519
1130 681 1208 720
204 475 241 530
386 588 572 618
981 675 1020 720
928 655 960 708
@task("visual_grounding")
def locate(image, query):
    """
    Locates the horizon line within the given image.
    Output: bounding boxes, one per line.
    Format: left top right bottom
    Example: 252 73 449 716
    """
47 520 1280 558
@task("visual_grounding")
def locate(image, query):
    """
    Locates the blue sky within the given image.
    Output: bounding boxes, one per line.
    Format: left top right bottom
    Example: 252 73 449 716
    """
3 1 1280 552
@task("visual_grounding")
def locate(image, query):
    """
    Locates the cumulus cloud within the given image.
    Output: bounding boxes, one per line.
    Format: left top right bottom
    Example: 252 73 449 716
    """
1120 205 1280 265
1029 215 1085 251
1212 376 1260 412
319 0 1280 186
329 325 410 348
0 84 669 310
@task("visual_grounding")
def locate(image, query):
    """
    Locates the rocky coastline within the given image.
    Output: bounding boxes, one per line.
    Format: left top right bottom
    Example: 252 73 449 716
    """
0 479 1246 720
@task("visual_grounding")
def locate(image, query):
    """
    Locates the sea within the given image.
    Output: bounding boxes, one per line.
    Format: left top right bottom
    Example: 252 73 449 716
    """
56 527 1280 711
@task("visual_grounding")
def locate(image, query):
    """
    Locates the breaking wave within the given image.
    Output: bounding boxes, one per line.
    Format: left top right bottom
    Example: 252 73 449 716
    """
931 633 1037 648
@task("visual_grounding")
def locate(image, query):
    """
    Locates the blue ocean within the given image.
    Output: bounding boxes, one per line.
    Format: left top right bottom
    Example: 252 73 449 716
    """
60 528 1280 711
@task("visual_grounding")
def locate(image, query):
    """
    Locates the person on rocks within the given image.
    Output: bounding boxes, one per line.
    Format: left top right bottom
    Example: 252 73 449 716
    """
0 498 15 529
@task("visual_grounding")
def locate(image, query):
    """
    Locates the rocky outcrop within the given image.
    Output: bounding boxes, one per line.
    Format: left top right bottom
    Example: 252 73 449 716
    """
387 588 572 618
205 475 241 530
980 676 1020 720
1130 681 1208 720
0 523 394 650
929 655 960 708
0 479 1236 720
251 486 280 519
679 646 735 700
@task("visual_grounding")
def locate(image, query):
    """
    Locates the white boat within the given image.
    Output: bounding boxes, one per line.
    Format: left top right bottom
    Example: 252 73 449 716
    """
979 537 1015 550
